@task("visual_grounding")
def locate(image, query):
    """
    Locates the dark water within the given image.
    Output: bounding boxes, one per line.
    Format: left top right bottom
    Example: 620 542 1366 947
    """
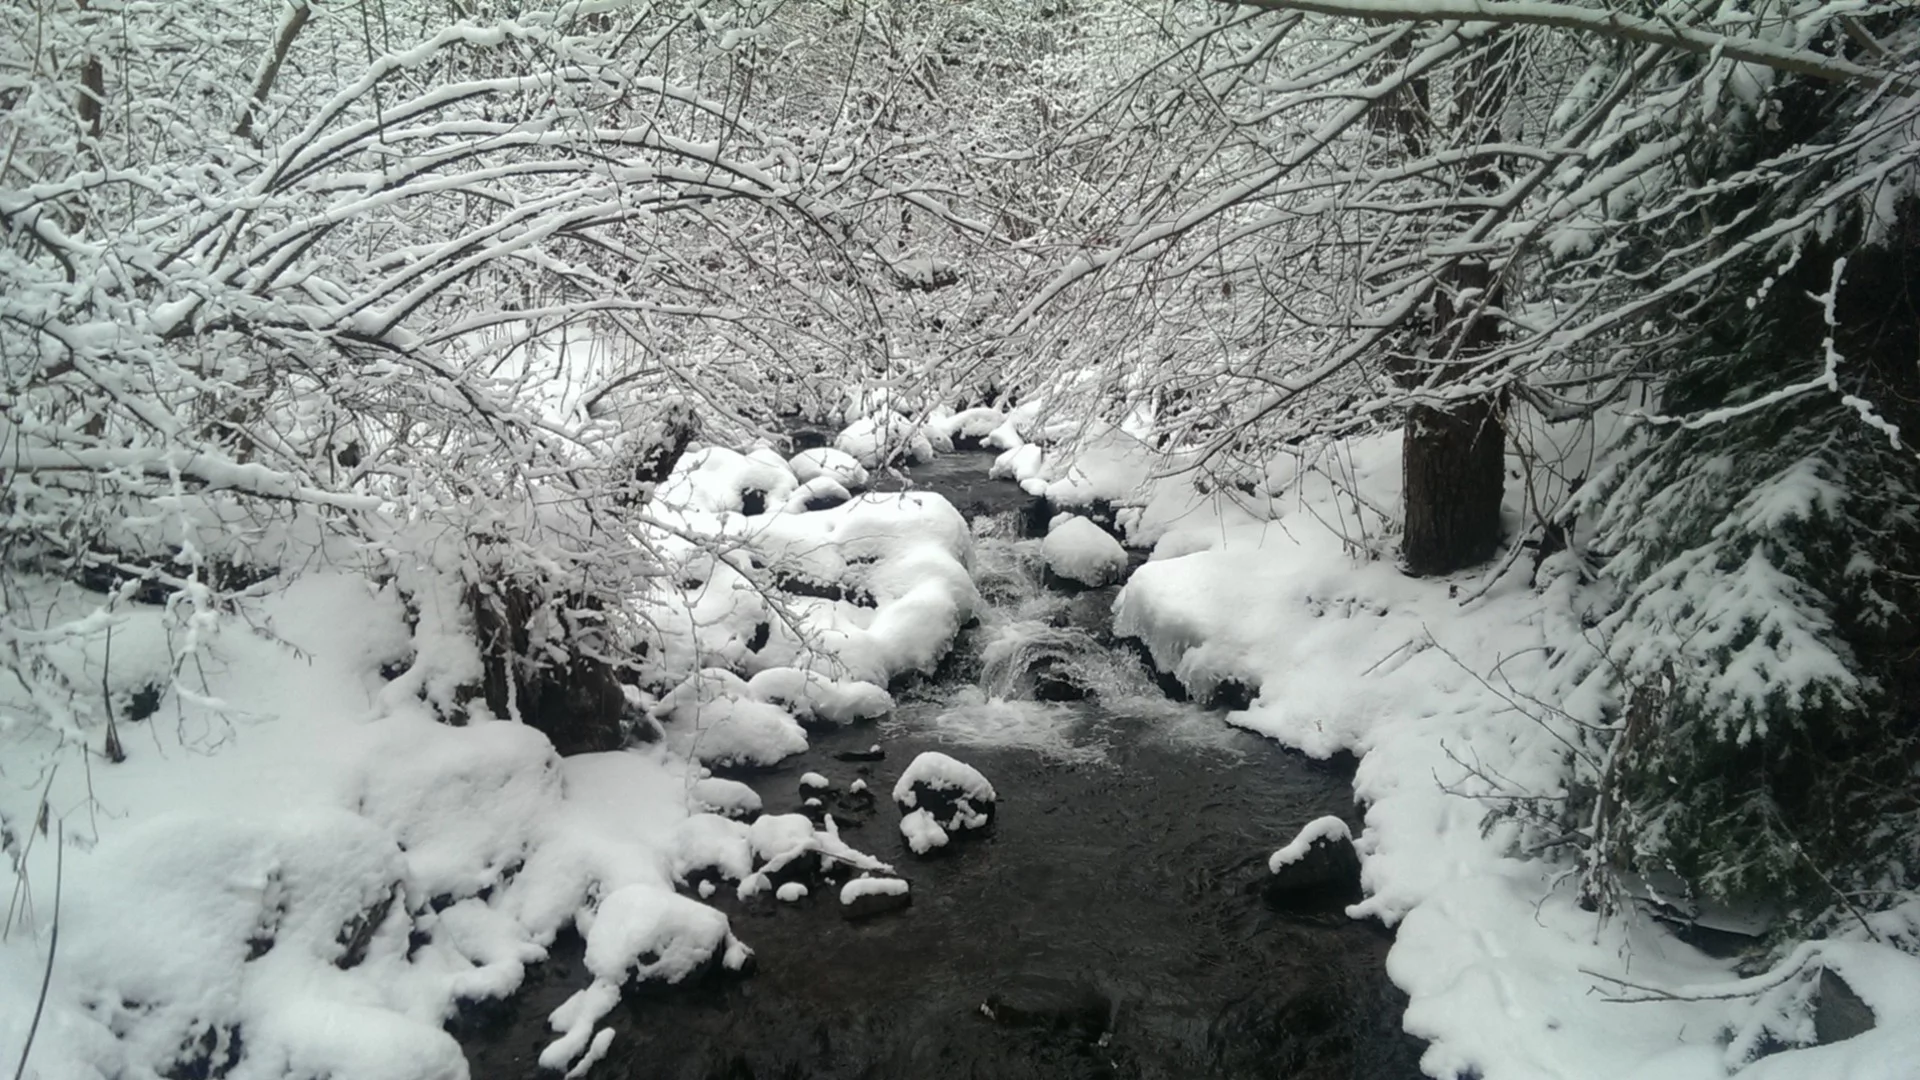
457 452 1425 1080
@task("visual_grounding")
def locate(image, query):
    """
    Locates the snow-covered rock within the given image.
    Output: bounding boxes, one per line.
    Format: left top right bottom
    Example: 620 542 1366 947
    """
542 889 752 1072
839 876 912 919
835 415 935 469
1042 515 1129 588
746 493 980 685
990 443 1046 482
672 813 754 886
776 882 808 902
1265 816 1360 901
583 887 750 988
787 475 852 512
789 447 870 491
657 446 798 516
932 406 1008 450
893 751 996 853
688 776 762 820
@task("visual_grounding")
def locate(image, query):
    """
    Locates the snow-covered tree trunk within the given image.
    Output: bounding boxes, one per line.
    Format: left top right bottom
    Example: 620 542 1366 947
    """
1397 31 1511 575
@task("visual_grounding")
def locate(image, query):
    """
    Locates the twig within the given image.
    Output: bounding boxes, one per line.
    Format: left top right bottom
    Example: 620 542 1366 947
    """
12 823 61 1080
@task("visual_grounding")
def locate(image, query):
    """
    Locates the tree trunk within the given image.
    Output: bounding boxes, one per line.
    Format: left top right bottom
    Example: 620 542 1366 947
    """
1396 31 1514 577
1401 396 1505 576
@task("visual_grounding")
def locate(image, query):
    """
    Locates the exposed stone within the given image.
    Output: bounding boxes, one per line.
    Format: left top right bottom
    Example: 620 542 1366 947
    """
1814 967 1875 1046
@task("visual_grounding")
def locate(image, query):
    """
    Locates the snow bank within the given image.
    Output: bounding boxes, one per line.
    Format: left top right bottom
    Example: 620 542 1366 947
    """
1097 427 1920 1080
651 668 809 767
0 569 718 1080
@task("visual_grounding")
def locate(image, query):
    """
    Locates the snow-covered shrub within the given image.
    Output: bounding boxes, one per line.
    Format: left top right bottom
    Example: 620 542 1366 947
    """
1576 224 1920 922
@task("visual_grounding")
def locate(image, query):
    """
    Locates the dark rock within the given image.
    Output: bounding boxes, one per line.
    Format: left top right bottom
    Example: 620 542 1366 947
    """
770 571 876 608
163 1021 245 1080
739 488 769 516
746 621 771 653
834 745 885 762
1028 658 1091 702
335 883 402 969
802 488 850 511
790 428 833 451
127 682 164 722
981 974 1111 1041
465 580 625 755
1209 678 1257 711
1814 967 1875 1046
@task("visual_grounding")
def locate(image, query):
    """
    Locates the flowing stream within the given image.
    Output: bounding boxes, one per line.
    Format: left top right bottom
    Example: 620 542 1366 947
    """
458 452 1424 1079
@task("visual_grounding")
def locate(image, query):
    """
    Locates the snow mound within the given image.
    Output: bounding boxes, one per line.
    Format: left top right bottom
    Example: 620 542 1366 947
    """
582 887 749 987
835 414 935 468
657 445 799 515
746 666 893 725
688 776 762 820
747 493 979 684
787 474 852 512
651 668 809 767
1043 515 1129 587
789 447 870 490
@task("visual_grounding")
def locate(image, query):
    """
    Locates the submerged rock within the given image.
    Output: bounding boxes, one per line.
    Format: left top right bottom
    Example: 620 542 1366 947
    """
981 974 1111 1041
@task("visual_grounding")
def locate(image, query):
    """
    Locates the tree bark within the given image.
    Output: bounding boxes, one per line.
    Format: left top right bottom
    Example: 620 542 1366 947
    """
1401 395 1505 576
1396 31 1512 577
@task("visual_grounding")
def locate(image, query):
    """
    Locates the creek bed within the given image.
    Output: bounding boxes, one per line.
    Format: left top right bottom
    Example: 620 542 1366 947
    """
457 451 1425 1079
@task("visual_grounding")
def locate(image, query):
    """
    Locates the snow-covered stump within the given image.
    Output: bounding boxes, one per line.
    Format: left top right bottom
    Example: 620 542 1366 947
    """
893 752 997 855
839 876 912 920
1041 515 1129 590
1265 816 1361 907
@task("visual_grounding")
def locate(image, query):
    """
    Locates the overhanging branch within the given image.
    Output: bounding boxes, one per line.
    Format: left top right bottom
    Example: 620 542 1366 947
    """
1230 0 1884 84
